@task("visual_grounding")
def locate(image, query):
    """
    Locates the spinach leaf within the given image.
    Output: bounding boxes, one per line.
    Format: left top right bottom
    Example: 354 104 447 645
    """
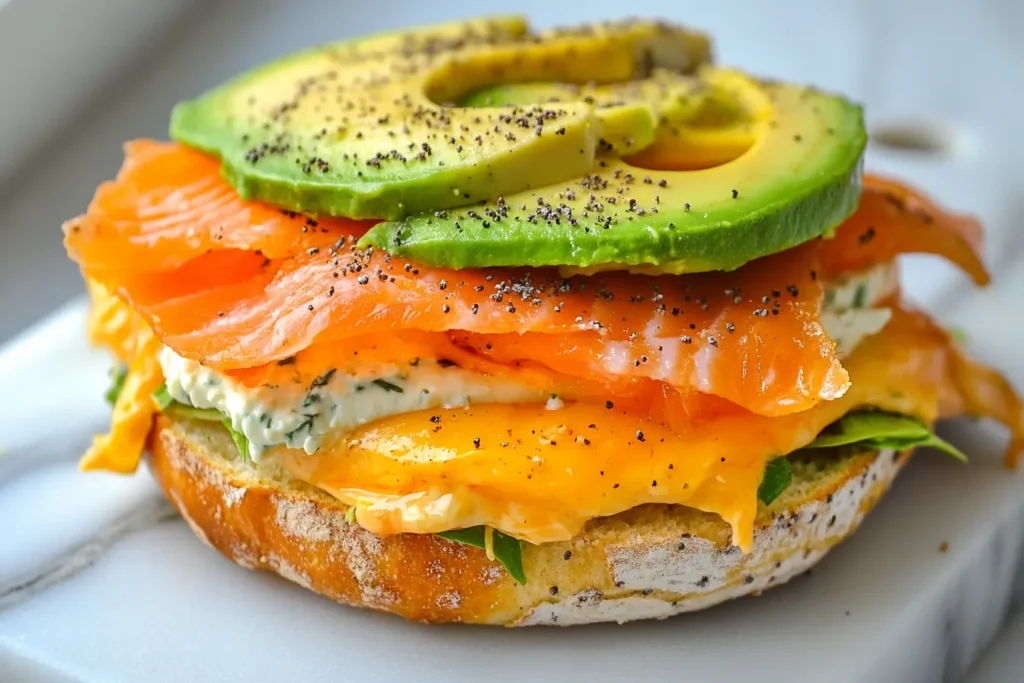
437 526 527 584
760 411 966 507
151 384 251 461
223 419 251 462
104 364 128 406
152 384 175 410
805 411 966 463
757 457 791 505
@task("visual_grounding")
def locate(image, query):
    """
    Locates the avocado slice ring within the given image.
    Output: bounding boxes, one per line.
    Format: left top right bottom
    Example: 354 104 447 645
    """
361 68 866 272
171 17 711 220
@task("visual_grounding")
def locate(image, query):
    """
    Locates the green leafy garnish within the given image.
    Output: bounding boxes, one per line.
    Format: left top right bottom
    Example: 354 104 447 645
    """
946 325 969 344
437 526 527 584
163 403 222 421
823 288 836 308
152 384 175 410
105 364 128 406
851 282 868 308
224 420 251 461
758 412 966 506
371 378 404 393
151 384 251 461
805 411 967 463
757 457 792 505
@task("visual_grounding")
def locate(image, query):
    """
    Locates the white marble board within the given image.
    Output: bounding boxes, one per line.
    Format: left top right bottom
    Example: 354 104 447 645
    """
2 1 1024 681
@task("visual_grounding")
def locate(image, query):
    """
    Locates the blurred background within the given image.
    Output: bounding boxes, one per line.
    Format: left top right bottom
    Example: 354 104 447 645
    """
2 2 1024 681
2 0 1024 342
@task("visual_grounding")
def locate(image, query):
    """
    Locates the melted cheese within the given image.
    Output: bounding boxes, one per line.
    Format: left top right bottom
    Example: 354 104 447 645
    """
81 280 163 473
281 306 984 552
81 264 895 473
83 275 1022 545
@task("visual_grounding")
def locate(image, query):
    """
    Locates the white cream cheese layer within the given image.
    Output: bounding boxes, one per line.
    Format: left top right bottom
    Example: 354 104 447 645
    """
820 261 898 355
161 350 546 461
160 262 899 461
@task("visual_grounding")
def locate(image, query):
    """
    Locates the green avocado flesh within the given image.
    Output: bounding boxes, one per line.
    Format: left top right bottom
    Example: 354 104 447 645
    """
460 69 758 161
360 72 866 271
170 17 711 220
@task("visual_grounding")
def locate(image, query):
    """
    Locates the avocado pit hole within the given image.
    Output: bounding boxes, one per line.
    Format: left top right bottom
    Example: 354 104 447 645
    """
623 137 752 172
458 83 755 172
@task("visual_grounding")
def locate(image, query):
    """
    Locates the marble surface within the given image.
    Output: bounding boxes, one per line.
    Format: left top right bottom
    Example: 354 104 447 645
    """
3 0 1024 680
966 609 1024 682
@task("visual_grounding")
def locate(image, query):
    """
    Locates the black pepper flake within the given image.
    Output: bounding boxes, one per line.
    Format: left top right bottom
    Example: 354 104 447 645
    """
731 189 739 199
549 586 559 595
563 550 572 561
473 437 481 448
605 400 614 409
429 415 441 424
636 430 646 442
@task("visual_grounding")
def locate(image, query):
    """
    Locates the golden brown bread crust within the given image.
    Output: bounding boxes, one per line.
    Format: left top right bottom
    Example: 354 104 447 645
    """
147 414 909 626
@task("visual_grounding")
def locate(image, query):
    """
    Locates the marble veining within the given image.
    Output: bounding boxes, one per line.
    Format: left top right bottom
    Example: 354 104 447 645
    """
3 0 1024 680
0 496 176 612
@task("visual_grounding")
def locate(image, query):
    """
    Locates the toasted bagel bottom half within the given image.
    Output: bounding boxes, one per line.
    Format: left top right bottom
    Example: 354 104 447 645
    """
147 414 908 626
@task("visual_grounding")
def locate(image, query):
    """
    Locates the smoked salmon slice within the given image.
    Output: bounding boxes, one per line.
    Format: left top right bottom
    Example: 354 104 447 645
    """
823 176 989 285
64 141 371 275
63 141 992 419
100 238 846 417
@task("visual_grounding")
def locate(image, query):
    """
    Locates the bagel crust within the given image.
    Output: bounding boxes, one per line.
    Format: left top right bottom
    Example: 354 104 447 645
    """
147 415 908 626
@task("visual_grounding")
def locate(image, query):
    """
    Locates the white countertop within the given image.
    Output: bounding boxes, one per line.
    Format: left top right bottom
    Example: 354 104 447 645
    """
1 1 1023 680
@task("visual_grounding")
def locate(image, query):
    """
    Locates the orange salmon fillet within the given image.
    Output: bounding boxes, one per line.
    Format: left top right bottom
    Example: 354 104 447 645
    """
63 141 990 418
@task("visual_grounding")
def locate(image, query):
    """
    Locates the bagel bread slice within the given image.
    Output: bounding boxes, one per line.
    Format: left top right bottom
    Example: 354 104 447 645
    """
147 414 909 626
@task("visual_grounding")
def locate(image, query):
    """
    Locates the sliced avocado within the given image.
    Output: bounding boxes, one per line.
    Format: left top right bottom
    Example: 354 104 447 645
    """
461 68 761 165
360 68 866 272
171 17 711 219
